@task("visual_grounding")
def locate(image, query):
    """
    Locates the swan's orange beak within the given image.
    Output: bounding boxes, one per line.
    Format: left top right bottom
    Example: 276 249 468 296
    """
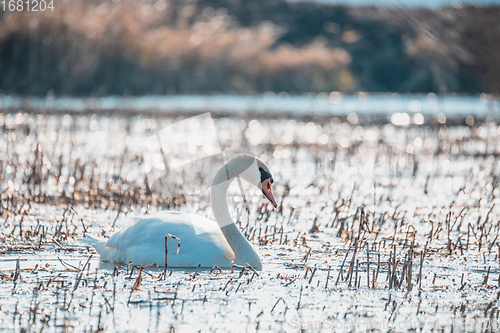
261 178 278 208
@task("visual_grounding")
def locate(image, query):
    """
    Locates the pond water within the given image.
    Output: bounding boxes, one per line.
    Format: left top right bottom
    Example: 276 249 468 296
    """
0 96 500 331
1 94 499 120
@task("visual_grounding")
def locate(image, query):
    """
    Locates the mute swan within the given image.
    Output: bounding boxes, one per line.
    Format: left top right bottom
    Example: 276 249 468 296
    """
80 155 277 269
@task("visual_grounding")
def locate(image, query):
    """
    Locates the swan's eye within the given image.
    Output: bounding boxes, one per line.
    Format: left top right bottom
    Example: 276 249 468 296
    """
259 167 273 184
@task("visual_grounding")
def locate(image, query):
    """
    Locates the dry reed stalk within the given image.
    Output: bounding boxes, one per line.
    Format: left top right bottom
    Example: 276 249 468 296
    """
210 265 222 274
131 267 143 292
74 255 92 291
325 265 331 289
270 297 286 314
164 233 180 278
336 244 352 285
483 266 491 286
366 242 370 289
347 239 359 287
301 248 311 263
192 264 202 280
13 258 21 282
308 267 317 284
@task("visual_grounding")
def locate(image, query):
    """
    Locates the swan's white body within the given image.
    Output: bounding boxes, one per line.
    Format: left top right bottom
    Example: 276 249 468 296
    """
82 212 235 267
80 155 276 269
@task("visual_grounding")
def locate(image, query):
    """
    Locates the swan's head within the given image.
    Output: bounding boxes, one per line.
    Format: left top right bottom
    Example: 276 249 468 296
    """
228 155 278 208
256 160 278 208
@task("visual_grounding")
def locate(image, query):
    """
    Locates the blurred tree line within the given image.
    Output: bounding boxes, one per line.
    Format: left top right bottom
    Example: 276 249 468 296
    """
0 0 498 96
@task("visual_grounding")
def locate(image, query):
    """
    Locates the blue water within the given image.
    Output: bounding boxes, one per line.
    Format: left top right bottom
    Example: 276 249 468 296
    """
1 94 498 119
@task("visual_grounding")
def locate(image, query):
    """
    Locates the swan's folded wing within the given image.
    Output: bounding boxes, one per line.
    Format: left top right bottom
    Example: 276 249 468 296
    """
104 211 235 267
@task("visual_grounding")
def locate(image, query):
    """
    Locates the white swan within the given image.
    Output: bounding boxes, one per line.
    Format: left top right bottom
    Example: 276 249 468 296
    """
80 155 277 269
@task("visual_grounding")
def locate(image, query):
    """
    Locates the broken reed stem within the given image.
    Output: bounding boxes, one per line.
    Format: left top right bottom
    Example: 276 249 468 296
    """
223 279 232 291
366 242 370 289
354 259 359 289
210 265 222 274
235 265 247 279
407 244 413 291
111 194 125 230
325 266 331 289
192 264 202 280
304 267 312 279
297 286 303 310
13 258 21 282
374 253 380 289
483 266 491 286
271 298 285 314
388 246 395 289
74 255 92 291
164 233 181 279
336 244 352 285
308 267 317 284
131 266 143 292
348 239 359 287
301 248 311 263
418 242 427 295
231 264 243 274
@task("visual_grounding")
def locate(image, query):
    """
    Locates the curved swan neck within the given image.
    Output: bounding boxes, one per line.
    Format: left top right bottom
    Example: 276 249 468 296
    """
210 163 261 268
210 165 234 229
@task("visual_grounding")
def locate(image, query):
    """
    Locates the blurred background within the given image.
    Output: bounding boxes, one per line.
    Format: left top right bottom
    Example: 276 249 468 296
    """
1 0 499 97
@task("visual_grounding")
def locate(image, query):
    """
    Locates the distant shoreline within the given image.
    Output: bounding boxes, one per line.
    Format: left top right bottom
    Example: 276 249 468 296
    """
1 1 499 96
287 0 500 8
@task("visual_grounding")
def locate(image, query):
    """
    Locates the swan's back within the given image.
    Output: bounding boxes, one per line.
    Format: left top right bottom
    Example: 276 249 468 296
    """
84 211 235 267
